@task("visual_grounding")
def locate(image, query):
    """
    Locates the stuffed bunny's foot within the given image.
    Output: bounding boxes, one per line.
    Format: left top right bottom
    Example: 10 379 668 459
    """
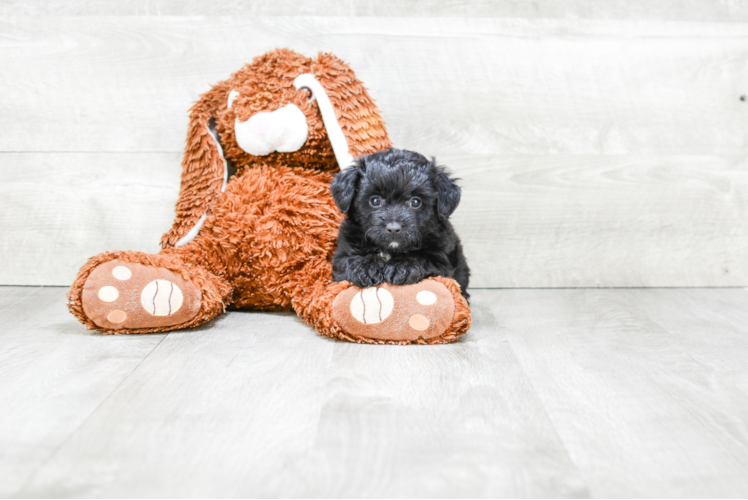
332 279 457 343
80 259 202 331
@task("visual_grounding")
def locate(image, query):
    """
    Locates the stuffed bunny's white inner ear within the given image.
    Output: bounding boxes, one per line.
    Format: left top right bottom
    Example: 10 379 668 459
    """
227 89 239 109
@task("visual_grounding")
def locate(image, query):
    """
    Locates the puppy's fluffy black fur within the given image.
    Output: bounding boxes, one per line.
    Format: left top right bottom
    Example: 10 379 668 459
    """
331 148 470 300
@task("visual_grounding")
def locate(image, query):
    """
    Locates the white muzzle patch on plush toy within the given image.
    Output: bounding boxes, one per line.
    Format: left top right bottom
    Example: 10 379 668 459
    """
227 75 354 168
234 104 309 156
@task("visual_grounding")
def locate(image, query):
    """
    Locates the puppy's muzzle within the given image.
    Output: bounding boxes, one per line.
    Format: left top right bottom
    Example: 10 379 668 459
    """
234 104 308 156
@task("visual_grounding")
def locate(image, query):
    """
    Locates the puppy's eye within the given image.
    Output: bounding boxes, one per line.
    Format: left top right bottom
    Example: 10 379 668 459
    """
369 196 383 208
409 197 422 209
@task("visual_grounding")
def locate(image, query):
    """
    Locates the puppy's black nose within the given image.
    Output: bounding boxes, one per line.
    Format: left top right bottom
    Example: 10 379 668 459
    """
386 222 402 234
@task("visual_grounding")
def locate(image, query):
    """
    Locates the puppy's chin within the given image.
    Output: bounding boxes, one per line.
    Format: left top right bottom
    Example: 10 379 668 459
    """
374 237 415 254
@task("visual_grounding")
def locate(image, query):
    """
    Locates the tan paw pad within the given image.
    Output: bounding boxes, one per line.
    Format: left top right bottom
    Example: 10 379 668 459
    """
408 314 430 331
81 259 201 331
107 310 127 323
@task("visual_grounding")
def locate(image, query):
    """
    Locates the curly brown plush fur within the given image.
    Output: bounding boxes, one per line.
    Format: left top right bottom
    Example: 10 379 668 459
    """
67 49 471 344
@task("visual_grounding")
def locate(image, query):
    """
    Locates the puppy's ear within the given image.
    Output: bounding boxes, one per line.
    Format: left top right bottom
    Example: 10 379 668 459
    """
331 165 362 213
434 162 461 220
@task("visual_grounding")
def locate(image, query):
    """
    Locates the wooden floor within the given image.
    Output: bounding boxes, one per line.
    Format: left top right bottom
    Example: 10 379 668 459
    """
1 287 747 497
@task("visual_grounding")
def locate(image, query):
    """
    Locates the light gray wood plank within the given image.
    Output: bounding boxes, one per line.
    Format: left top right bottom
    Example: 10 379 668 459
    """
18 290 588 498
2 0 748 21
449 154 748 288
0 153 179 286
0 286 165 498
0 17 746 155
500 287 748 497
3 152 746 288
629 288 748 381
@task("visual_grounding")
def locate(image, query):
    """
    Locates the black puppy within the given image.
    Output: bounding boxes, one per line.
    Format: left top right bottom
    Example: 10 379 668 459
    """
330 148 470 300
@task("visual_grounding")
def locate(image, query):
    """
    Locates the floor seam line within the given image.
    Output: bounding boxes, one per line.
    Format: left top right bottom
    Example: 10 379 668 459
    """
14 333 170 496
504 332 594 498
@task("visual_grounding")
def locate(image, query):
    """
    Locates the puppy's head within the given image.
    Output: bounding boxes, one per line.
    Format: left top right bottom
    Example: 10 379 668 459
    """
331 148 461 252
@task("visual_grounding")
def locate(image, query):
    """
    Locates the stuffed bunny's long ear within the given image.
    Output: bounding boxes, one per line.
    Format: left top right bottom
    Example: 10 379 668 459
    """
310 53 392 161
160 84 231 248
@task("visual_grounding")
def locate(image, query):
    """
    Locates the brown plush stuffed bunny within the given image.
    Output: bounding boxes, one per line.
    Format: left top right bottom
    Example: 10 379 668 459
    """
67 49 471 344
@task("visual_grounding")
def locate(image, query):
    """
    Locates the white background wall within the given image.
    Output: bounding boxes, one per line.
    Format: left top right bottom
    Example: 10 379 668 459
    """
1 0 747 287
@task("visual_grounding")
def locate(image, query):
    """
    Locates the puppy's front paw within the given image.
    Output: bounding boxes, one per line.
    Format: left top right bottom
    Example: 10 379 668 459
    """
350 263 385 288
386 265 425 286
351 275 377 288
